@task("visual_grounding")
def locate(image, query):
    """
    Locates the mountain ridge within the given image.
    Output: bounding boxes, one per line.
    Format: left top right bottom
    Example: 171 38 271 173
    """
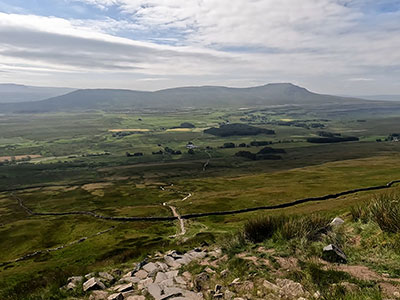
0 83 389 113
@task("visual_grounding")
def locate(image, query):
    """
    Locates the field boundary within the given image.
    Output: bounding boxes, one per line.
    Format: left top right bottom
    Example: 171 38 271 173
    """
12 180 400 222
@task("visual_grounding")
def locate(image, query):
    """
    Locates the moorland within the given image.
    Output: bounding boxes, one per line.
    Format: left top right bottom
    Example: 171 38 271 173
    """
1 83 400 299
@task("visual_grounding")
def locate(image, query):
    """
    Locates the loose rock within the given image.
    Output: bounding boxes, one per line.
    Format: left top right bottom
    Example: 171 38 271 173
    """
322 244 347 263
83 278 106 292
108 293 123 300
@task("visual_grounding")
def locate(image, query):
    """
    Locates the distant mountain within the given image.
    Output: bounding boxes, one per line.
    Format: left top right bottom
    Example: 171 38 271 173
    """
357 95 400 101
0 84 75 103
0 83 389 113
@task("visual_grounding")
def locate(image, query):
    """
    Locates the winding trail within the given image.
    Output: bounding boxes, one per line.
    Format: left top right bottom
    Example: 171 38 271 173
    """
11 180 400 223
203 151 212 171
162 189 192 236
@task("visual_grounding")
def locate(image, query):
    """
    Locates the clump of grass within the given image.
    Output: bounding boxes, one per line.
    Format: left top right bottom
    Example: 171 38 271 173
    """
280 214 330 241
350 204 369 223
369 193 400 233
243 215 287 243
243 214 330 244
350 192 400 233
220 231 247 255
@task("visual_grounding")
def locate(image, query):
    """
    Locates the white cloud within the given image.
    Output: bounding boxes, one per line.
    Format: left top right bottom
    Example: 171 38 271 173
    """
0 1 400 94
349 77 375 81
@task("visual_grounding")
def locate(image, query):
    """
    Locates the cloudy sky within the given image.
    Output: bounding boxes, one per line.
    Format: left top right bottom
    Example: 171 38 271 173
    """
0 0 399 95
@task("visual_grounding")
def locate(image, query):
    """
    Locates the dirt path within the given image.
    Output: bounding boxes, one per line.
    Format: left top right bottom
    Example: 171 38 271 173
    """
163 190 192 236
203 151 212 171
168 205 186 236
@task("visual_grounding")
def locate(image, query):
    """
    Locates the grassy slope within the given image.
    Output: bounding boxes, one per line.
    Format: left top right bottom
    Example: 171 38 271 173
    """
1 109 400 298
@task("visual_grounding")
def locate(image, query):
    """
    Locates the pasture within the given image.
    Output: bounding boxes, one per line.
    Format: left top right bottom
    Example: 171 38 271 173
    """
1 107 400 299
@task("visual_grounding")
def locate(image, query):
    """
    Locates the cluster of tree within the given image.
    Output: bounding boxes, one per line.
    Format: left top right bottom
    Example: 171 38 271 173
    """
112 131 134 138
257 147 286 154
152 147 182 155
221 142 236 148
307 136 359 143
219 140 273 149
250 141 271 146
126 152 143 157
235 146 286 161
180 122 195 128
164 147 182 155
387 133 400 141
204 123 275 137
170 122 196 129
317 131 341 138
310 123 325 129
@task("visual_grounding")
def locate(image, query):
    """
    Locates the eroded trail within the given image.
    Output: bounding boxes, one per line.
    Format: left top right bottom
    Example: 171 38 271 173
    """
169 205 186 236
203 151 212 171
163 189 192 236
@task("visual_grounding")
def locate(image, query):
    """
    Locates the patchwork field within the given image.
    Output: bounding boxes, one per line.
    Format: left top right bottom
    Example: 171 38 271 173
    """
1 107 400 299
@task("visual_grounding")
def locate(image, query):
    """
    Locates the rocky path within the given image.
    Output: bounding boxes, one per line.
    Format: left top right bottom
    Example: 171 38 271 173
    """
168 205 186 236
163 189 192 236
63 248 212 300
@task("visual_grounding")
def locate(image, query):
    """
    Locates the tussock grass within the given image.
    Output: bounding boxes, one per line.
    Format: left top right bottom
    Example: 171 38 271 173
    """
369 193 400 233
243 215 286 243
350 192 400 233
243 214 330 244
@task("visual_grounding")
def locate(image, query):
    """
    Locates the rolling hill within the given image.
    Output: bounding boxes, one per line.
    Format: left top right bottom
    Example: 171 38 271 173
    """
0 83 396 113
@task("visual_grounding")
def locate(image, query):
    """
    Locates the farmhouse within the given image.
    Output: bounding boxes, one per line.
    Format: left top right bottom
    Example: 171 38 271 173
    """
186 142 197 149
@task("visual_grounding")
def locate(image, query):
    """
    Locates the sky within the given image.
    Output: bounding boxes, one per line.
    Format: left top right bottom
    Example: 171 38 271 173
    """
0 0 399 95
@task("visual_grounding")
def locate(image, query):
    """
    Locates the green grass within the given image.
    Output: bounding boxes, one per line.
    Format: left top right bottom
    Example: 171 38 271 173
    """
2 109 400 298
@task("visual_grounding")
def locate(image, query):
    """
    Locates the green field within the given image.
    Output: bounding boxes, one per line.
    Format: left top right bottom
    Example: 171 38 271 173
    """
1 107 400 299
